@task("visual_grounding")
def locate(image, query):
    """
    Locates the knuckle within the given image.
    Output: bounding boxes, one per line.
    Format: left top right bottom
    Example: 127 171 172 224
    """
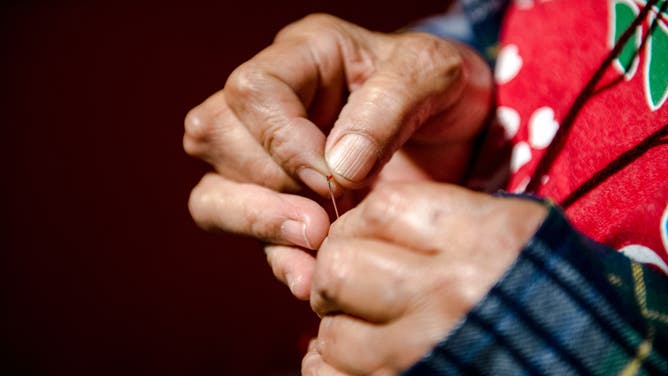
183 105 217 156
183 105 212 141
182 133 201 157
398 33 462 82
225 63 265 102
276 13 342 42
364 84 403 113
318 318 385 374
316 317 339 348
226 66 304 170
300 351 319 376
246 206 273 242
225 60 268 100
361 183 408 228
312 247 349 310
370 365 394 376
256 116 286 153
301 13 340 27
187 175 218 229
256 119 301 170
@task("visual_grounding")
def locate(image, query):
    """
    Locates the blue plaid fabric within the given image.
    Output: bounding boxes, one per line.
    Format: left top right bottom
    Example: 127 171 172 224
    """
404 204 668 375
408 0 509 64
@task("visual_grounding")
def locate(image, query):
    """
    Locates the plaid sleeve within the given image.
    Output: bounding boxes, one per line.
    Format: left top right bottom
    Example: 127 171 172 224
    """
403 203 668 375
405 5 476 47
405 0 509 65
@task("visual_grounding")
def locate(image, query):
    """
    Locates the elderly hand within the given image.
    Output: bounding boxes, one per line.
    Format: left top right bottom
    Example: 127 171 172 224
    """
302 183 547 375
184 14 492 299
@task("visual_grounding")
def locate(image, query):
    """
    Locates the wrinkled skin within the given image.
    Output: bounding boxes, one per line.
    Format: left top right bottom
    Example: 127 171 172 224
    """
303 183 546 375
183 14 547 375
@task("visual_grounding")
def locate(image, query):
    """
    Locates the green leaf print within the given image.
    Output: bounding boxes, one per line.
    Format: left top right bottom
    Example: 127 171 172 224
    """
613 0 642 77
647 8 668 109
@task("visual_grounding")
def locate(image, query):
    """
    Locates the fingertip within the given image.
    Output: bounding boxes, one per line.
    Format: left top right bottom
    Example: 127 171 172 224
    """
304 212 330 250
274 194 329 250
265 245 316 300
287 195 330 249
288 272 312 301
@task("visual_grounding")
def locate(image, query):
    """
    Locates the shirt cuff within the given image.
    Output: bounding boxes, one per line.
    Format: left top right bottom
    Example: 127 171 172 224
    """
403 203 668 375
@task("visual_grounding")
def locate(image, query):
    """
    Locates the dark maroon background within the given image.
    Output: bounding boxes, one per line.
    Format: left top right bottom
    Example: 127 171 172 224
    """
1 1 446 374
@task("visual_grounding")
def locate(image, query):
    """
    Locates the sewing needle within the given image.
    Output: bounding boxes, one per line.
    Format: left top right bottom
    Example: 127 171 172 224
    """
327 175 340 219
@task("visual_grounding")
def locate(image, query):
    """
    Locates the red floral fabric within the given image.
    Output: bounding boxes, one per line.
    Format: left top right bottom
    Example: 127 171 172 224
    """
495 0 668 272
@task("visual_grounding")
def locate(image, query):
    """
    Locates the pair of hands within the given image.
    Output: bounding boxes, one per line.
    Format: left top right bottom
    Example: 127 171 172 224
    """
184 14 547 375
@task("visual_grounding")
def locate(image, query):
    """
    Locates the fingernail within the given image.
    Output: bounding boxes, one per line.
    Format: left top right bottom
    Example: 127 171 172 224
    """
326 134 377 183
281 220 313 249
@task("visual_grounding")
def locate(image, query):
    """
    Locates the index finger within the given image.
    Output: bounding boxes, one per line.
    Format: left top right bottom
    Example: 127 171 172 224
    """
224 15 359 196
188 173 330 249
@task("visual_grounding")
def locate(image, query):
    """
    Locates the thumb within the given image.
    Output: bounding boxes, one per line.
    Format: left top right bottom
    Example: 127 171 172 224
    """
325 33 467 187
